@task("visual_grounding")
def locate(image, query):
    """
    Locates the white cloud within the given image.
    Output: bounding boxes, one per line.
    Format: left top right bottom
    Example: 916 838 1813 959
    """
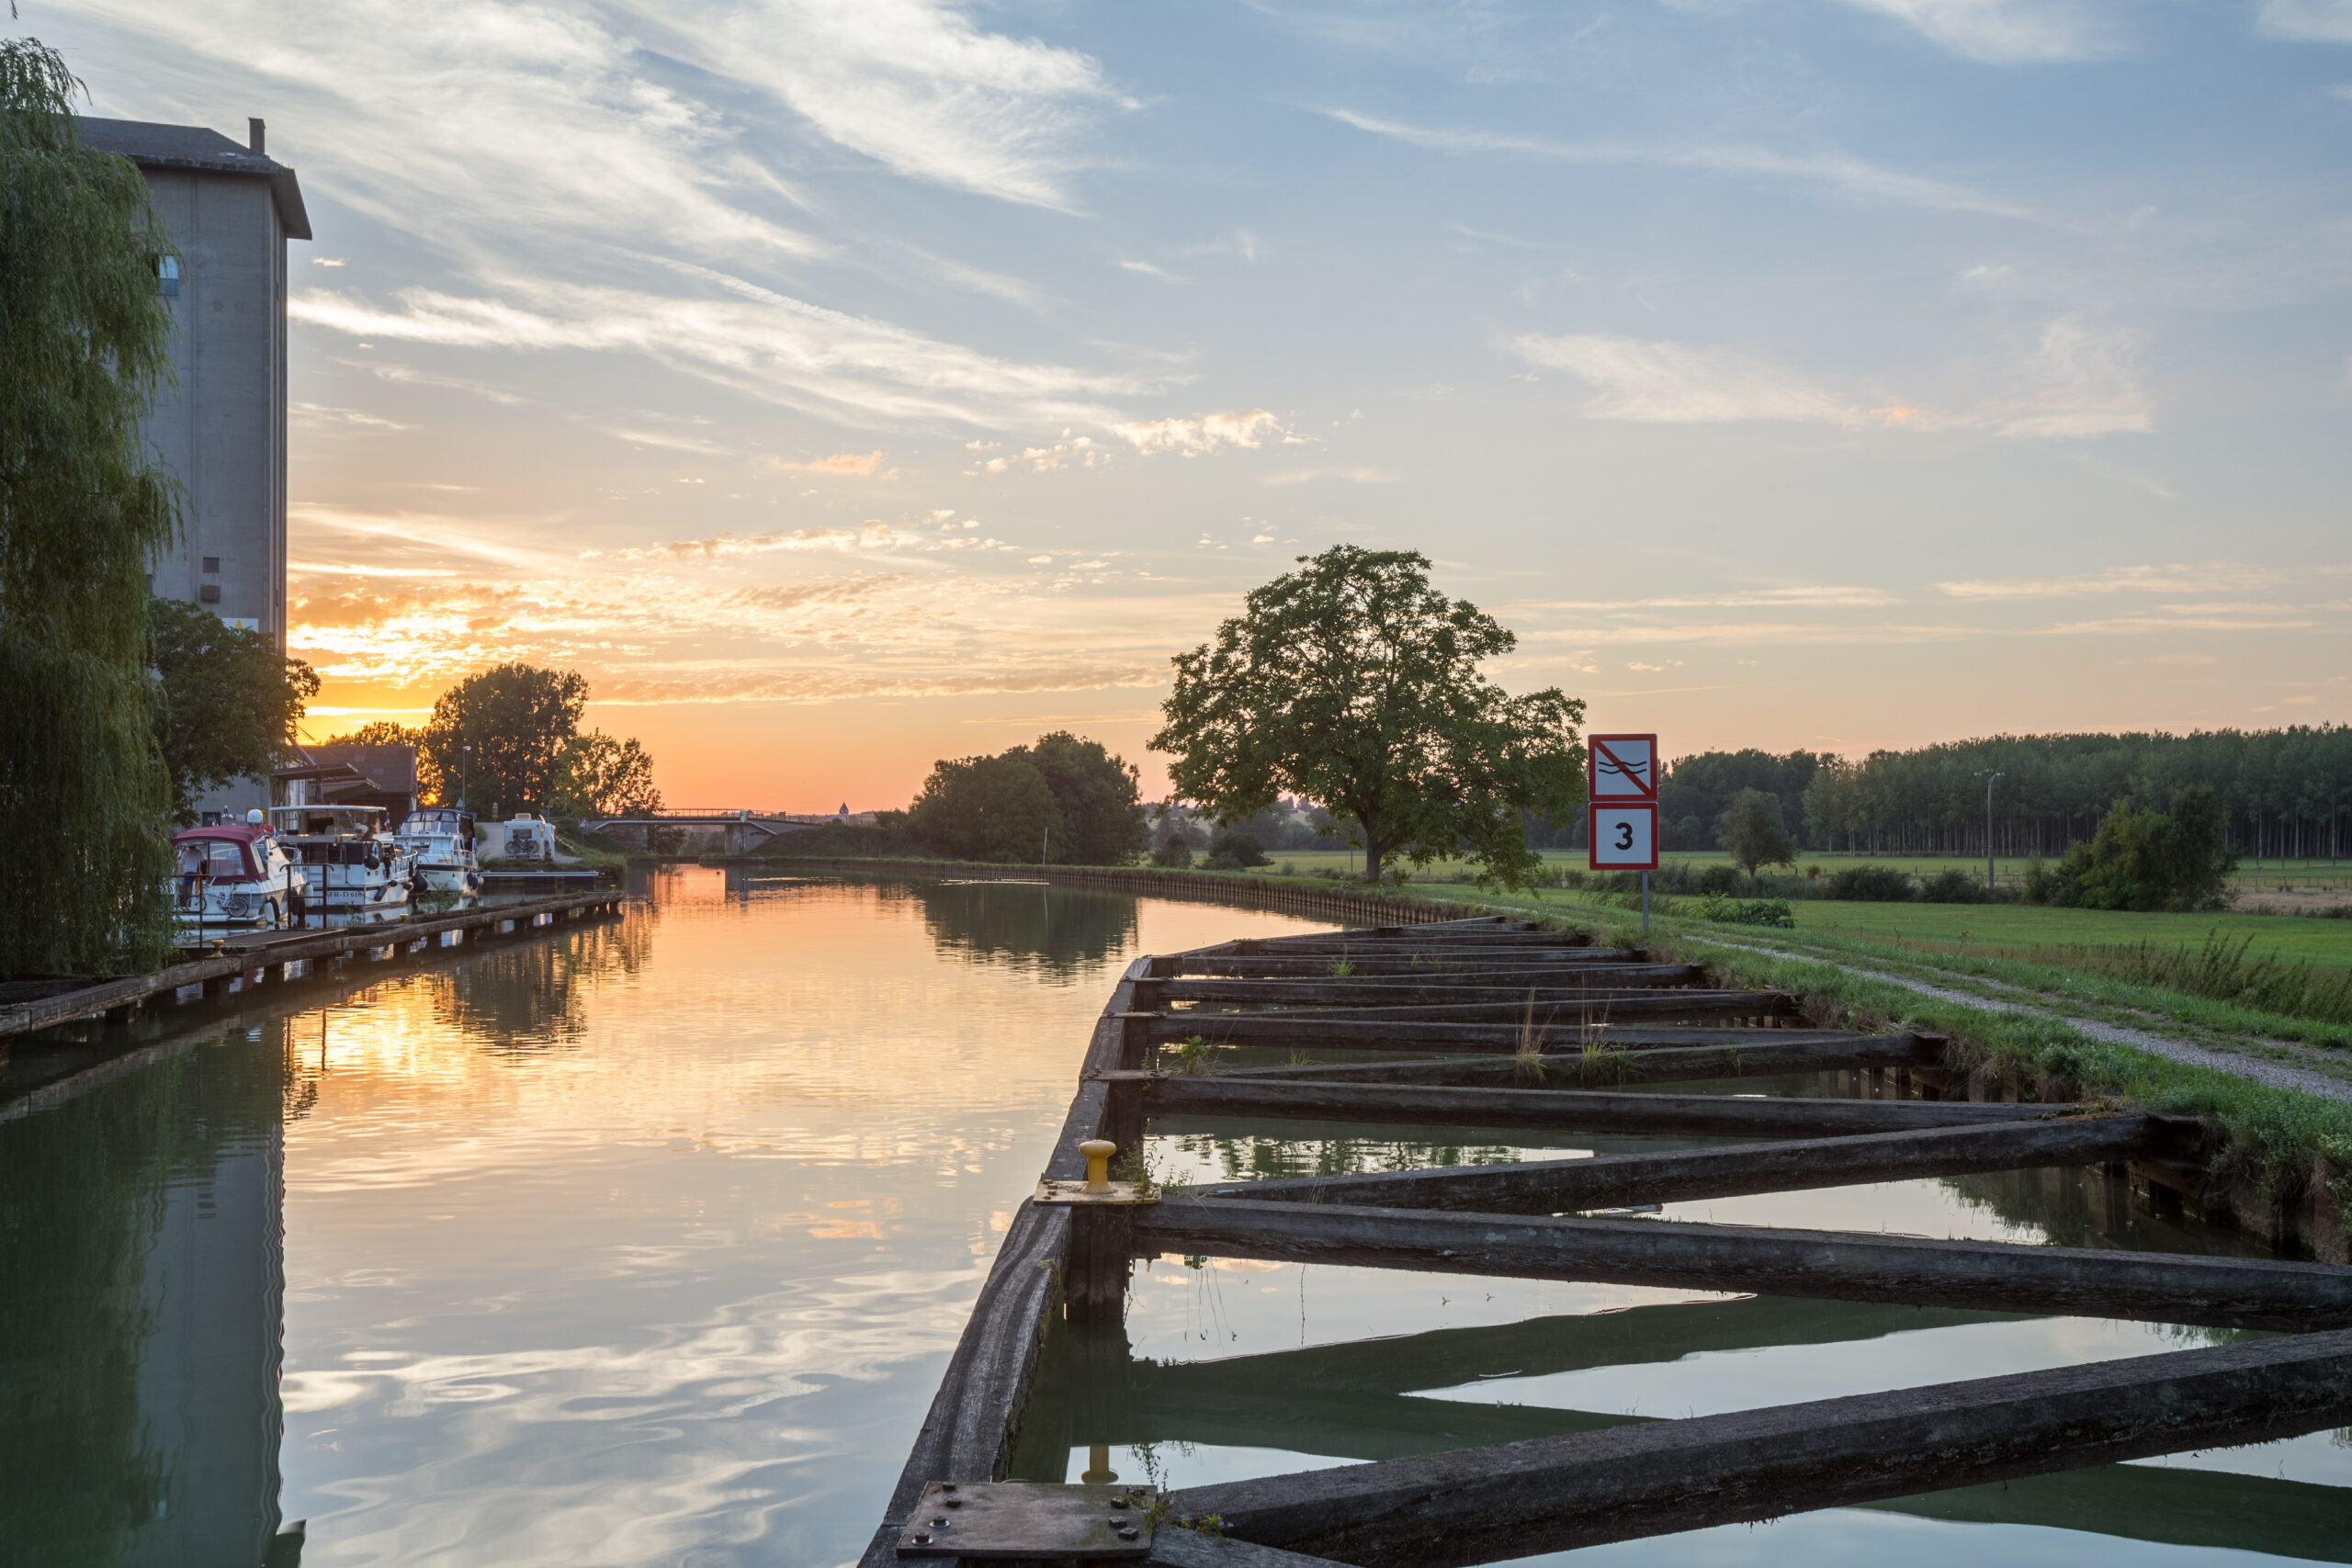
292 401 415 432
1936 563 2288 599
292 279 1143 430
1514 317 2149 438
1512 334 1853 424
1261 466 1399 485
775 450 889 475
1995 317 2151 437
1114 410 1284 456
2258 0 2352 43
621 0 1125 209
1835 0 2117 63
1323 108 2041 221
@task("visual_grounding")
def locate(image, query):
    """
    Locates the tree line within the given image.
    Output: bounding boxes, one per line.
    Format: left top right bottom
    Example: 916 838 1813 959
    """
348 661 661 821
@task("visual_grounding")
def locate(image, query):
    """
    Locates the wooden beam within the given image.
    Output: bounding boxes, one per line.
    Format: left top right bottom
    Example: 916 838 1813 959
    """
1154 1000 1796 1045
1173 953 1642 978
1140 1078 2060 1137
1190 992 1793 1023
1169 1328 2352 1568
1101 1032 1939 1089
1148 1529 1350 1568
1193 1115 2181 1213
1134 1198 2352 1330
1157 968 1703 1003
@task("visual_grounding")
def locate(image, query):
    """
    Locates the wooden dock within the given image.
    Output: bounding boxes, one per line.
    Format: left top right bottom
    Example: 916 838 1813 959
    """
0 890 628 1042
863 914 2352 1566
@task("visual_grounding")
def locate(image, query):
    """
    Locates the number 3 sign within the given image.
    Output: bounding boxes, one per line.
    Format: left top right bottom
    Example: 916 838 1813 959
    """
1588 732 1659 871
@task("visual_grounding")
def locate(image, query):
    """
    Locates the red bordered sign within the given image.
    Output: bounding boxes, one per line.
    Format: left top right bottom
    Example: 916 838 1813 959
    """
1588 734 1657 800
1589 803 1658 871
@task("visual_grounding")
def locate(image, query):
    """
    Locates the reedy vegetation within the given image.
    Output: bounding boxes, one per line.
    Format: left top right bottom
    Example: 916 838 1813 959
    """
0 37 177 975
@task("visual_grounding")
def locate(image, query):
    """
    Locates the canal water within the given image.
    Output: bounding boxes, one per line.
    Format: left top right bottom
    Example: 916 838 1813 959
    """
3 872 2346 1567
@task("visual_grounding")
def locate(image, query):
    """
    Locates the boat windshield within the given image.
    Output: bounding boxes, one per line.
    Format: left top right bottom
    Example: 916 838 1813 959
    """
175 839 255 879
271 807 390 838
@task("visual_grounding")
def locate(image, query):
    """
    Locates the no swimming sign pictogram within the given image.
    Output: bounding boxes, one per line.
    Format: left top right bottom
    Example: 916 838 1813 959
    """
1588 733 1659 873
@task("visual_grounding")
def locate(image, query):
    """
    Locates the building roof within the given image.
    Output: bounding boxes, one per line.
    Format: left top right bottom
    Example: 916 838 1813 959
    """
76 117 311 240
302 744 419 796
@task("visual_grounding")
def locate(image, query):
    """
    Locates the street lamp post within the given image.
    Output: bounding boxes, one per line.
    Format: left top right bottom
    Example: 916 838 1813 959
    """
1974 770 2005 892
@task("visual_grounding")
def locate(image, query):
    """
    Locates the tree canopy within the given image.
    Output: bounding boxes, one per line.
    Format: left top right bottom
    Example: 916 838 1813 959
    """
548 730 662 818
419 662 587 815
2027 786 2237 912
1001 730 1148 864
147 595 318 825
1716 787 1796 876
0 38 180 974
1151 545 1584 886
905 752 1061 863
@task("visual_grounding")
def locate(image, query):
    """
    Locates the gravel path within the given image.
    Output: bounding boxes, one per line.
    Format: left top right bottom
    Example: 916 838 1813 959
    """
1692 935 2352 1107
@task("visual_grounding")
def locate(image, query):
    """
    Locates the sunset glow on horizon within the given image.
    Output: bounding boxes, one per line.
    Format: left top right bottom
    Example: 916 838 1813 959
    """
42 0 2352 810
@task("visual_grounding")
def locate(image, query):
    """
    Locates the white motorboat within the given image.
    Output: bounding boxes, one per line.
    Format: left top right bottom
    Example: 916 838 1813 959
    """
167 815 302 934
396 806 483 902
268 804 418 924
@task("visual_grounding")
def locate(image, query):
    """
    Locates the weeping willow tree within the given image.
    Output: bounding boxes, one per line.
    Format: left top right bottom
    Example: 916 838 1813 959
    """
0 36 180 976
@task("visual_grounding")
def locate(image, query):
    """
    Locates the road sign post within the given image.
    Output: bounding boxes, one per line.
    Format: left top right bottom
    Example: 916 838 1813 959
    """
1589 734 1660 932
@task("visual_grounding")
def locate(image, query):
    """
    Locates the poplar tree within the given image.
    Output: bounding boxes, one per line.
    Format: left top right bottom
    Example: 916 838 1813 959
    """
0 37 180 976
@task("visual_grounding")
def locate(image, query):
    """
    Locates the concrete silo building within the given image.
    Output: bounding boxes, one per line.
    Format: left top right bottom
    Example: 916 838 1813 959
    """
78 115 310 649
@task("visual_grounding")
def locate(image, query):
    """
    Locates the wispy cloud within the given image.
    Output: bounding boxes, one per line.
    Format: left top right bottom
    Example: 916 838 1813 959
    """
1512 317 2150 438
292 401 415 432
292 280 1144 430
1524 587 1905 609
775 450 889 475
1937 563 2290 599
1512 334 1853 424
1323 107 2041 221
1114 409 1286 456
1835 0 2119 63
1261 465 1398 485
619 0 1127 209
2257 0 2352 44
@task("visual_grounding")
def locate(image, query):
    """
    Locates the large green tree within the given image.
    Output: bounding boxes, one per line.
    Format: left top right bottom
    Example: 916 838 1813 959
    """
1151 545 1586 887
148 595 319 825
1003 730 1148 864
548 730 662 818
421 662 587 815
905 753 1061 863
0 39 181 975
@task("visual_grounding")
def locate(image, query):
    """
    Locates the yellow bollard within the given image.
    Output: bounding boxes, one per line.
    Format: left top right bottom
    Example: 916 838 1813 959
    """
1080 1139 1117 1193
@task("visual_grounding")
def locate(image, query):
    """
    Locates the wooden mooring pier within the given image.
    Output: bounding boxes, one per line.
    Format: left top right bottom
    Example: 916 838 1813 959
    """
0 890 628 1045
866 914 2352 1566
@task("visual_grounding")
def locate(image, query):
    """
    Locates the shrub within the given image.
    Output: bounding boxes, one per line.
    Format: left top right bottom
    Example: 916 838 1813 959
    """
1149 836 1194 869
1821 864 1916 901
1918 868 1994 904
1201 829 1269 871
2022 787 2237 912
1694 863 1741 896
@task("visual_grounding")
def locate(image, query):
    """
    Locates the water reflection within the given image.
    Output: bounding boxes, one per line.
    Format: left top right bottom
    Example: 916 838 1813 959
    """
0 1023 301 1566
903 879 1140 980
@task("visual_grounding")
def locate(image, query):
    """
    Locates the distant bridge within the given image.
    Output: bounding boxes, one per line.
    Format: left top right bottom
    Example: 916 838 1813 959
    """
581 808 874 854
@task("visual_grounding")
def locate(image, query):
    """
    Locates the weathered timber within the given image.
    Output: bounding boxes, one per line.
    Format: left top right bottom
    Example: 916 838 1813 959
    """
1169 1328 2352 1568
1153 1003 1797 1046
1193 1115 2181 1213
1103 1032 1940 1089
854 956 1153 1568
1134 1198 2352 1330
1138 1079 2064 1138
1241 931 1590 953
1148 1529 1348 1567
1155 969 1702 1003
1183 991 1794 1024
1171 953 1641 979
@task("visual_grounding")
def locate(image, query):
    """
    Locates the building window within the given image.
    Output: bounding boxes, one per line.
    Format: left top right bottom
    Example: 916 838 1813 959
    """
199 584 220 604
157 255 180 297
202 557 220 573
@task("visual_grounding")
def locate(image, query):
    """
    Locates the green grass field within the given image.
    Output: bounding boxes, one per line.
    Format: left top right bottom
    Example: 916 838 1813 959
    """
1257 846 2352 896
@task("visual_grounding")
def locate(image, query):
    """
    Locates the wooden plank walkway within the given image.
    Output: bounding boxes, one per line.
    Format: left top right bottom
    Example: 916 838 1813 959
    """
862 913 2352 1567
0 891 628 1042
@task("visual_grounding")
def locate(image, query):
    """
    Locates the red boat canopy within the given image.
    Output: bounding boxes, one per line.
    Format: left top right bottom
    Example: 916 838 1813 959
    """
172 824 271 881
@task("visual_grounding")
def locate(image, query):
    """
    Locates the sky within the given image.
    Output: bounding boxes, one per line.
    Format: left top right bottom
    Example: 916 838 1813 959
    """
32 0 2352 808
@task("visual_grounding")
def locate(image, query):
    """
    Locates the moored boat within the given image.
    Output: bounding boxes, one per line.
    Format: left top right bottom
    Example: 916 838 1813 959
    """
268 804 419 924
167 813 302 934
396 806 482 903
